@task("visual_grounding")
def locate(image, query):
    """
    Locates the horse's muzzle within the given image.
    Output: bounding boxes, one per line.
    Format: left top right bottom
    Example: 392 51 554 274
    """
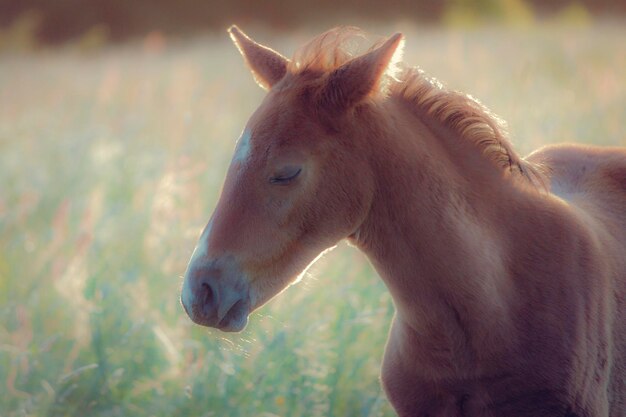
181 257 250 332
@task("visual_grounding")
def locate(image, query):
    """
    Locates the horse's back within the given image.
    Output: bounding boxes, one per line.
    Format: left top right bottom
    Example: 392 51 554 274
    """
526 142 626 291
527 143 626 417
527 143 626 232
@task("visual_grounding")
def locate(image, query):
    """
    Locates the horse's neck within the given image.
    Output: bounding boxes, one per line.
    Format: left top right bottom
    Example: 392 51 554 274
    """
353 101 520 371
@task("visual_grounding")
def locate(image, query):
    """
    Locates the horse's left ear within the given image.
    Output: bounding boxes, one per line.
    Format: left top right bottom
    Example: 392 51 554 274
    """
323 32 404 110
228 25 290 90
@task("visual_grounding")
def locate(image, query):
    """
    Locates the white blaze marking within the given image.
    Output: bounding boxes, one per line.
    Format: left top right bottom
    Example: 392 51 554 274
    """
189 221 212 265
182 221 213 307
233 129 251 163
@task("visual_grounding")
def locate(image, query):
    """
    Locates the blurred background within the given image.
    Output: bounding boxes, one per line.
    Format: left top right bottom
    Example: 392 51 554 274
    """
1 0 626 46
1 1 625 416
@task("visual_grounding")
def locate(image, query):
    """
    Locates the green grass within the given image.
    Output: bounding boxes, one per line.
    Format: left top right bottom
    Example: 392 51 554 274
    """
1 22 625 417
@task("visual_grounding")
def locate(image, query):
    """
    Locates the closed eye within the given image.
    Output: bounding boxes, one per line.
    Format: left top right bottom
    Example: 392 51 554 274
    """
270 166 302 185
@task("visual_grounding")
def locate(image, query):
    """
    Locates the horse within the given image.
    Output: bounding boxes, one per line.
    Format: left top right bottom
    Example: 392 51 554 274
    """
180 26 626 417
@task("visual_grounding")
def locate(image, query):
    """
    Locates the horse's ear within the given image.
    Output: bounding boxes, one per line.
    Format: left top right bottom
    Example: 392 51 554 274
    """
228 25 290 90
323 33 404 110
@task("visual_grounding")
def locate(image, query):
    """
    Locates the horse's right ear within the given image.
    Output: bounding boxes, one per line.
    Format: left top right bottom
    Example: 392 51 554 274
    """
228 26 290 91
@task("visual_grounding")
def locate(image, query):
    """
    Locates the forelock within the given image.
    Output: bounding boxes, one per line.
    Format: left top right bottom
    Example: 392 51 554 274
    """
287 27 367 74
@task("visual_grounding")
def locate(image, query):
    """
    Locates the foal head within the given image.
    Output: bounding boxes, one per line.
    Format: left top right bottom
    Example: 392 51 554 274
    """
181 27 404 331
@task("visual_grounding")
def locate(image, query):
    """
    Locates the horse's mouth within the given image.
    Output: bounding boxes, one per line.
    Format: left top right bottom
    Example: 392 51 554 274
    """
181 294 250 332
216 298 249 332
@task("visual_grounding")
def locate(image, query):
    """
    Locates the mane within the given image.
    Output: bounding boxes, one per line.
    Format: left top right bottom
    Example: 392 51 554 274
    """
287 28 545 190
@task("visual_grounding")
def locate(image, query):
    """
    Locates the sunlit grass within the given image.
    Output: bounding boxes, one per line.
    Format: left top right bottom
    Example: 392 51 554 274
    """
1 22 625 417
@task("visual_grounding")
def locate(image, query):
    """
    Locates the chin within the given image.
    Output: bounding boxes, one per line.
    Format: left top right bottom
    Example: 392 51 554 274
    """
216 314 249 333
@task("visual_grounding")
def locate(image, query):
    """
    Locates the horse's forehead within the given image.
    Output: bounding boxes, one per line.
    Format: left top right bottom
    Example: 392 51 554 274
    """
247 93 314 147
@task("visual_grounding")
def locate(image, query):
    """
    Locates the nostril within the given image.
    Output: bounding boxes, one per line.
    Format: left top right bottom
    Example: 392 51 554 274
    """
201 282 215 305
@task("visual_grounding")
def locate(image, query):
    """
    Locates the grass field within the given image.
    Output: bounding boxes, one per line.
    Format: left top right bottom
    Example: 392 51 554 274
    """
1 22 625 417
